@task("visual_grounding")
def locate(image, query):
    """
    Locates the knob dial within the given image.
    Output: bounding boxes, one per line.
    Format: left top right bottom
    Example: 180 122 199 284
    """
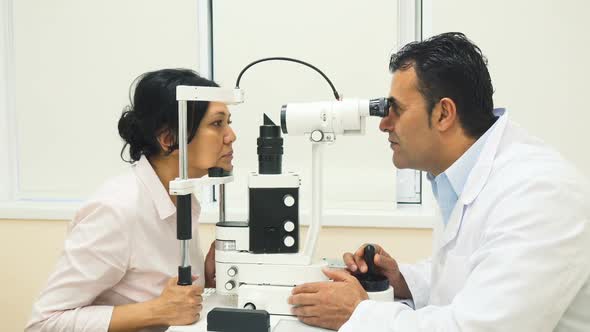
310 130 324 142
284 236 295 247
283 194 295 207
227 266 238 277
225 280 235 291
283 220 295 232
244 302 256 310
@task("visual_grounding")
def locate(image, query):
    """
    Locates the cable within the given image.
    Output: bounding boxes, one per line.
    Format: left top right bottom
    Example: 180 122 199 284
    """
234 57 341 100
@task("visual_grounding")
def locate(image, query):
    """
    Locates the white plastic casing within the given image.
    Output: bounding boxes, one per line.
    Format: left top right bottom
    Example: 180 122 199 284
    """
215 225 249 252
367 285 395 302
238 285 295 315
282 99 369 137
215 260 329 296
169 175 234 195
248 172 300 189
176 86 244 104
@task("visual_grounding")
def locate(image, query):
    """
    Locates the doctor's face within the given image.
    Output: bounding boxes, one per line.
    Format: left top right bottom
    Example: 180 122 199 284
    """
379 67 438 172
188 102 236 172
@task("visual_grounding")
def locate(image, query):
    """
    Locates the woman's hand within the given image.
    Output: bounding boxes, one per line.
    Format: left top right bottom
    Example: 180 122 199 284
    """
205 241 216 288
151 276 204 326
109 276 203 331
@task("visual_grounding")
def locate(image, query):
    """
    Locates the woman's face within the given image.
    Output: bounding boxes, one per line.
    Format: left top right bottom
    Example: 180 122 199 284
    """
188 101 236 173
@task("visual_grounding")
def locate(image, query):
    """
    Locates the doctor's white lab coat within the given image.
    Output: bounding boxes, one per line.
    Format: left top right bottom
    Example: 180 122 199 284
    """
340 110 590 332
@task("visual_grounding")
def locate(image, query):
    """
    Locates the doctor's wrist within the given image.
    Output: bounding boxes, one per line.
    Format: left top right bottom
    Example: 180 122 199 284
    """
390 271 412 300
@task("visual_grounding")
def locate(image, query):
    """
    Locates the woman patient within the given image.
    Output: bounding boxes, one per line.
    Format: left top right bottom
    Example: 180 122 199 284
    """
25 68 236 332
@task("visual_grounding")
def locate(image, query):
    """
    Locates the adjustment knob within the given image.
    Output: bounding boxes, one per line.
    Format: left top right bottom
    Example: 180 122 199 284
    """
310 130 324 142
283 220 295 232
225 280 236 291
227 266 238 277
284 236 295 247
283 194 295 207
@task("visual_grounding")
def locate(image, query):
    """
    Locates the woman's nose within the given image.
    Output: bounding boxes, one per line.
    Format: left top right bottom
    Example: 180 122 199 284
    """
225 126 237 144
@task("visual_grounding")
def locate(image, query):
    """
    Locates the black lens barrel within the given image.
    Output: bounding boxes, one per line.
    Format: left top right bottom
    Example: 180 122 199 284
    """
258 114 283 174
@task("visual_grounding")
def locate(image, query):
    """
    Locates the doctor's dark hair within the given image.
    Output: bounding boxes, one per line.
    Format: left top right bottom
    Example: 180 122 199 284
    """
389 32 496 138
118 68 219 163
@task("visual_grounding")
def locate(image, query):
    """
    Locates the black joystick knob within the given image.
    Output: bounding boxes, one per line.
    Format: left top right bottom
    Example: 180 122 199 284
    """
364 244 377 279
356 244 389 292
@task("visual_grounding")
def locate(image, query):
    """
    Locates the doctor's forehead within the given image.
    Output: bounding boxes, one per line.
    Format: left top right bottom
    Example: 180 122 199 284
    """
391 67 420 90
390 68 422 102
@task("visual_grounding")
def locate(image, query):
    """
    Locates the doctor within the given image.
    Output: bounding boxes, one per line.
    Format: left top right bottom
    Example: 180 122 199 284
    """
289 32 590 331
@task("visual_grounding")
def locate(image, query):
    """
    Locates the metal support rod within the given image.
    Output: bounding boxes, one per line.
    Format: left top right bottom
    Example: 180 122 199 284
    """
415 0 423 41
179 101 188 180
177 100 192 285
219 184 226 222
197 0 217 206
181 240 190 267
197 0 214 80
303 143 323 259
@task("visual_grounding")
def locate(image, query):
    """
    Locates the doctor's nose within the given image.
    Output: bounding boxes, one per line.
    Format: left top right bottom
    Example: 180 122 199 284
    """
379 112 395 133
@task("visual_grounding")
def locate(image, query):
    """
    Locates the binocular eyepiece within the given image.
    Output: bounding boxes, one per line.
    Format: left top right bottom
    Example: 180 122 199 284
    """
369 97 391 118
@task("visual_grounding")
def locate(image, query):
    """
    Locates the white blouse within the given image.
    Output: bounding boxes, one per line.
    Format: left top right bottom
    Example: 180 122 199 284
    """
26 156 204 332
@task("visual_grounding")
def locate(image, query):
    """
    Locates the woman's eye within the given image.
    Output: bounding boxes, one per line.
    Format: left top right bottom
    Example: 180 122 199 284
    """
212 120 222 127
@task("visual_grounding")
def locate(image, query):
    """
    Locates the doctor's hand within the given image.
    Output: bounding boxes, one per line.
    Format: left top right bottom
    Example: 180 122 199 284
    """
289 268 368 331
343 243 412 299
151 276 204 326
205 241 216 288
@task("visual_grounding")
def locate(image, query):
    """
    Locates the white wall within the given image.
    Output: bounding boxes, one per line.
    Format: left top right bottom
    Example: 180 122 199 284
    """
12 0 199 200
431 0 590 176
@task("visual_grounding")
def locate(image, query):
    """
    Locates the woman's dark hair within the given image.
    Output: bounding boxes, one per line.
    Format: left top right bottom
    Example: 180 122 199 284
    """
389 32 496 138
118 68 219 163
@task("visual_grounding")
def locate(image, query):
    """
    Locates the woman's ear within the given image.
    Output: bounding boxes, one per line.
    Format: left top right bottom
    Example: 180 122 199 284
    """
156 128 175 153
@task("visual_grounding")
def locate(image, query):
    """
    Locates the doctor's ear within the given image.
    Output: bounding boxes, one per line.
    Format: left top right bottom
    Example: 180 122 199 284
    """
433 97 458 132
